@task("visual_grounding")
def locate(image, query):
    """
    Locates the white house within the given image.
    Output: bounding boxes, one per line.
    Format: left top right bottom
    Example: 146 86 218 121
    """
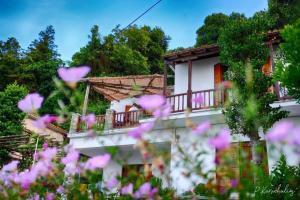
68 31 300 194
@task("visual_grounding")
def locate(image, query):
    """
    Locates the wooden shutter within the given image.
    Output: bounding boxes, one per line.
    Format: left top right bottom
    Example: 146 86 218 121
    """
214 64 224 106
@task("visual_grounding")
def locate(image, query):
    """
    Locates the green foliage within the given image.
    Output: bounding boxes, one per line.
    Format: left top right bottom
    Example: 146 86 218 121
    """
255 155 300 199
195 12 246 47
268 0 300 29
0 83 27 136
0 37 23 90
275 19 300 102
72 25 169 75
218 13 287 139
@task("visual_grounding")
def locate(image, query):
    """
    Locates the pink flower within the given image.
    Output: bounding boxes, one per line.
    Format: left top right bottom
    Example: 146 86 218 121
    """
42 142 49 150
28 194 40 200
134 182 158 199
230 179 239 188
1 161 19 172
209 129 231 150
153 102 172 118
58 66 90 83
128 122 154 139
56 185 65 194
16 170 37 190
32 115 58 129
46 192 55 200
121 183 133 195
137 95 165 111
105 177 119 190
81 114 96 128
84 154 110 170
192 121 211 135
39 147 57 161
193 94 204 104
61 149 79 165
18 93 44 113
266 121 294 142
288 126 300 145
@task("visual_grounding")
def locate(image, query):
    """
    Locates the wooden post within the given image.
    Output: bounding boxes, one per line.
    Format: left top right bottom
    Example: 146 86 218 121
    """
270 41 280 98
187 60 192 109
163 62 168 96
82 83 90 116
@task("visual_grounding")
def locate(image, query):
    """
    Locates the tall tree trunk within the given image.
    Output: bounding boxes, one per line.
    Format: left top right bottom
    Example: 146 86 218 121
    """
250 136 263 183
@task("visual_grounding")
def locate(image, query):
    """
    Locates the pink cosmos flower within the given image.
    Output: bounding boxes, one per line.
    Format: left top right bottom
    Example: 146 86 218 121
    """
134 182 158 199
56 185 65 194
192 121 211 135
81 114 96 128
18 93 44 113
58 66 90 83
105 177 119 190
121 183 133 195
61 149 79 165
193 94 204 104
32 115 58 129
266 121 294 142
230 179 239 188
209 129 231 150
153 102 172 118
1 160 19 172
84 153 110 170
137 95 165 111
16 170 37 190
128 122 154 139
39 147 57 161
42 142 49 150
46 192 55 200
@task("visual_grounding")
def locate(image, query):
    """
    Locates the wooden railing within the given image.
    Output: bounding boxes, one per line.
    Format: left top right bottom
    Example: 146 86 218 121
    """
113 110 140 129
276 84 292 101
95 114 106 129
166 92 188 113
167 89 226 112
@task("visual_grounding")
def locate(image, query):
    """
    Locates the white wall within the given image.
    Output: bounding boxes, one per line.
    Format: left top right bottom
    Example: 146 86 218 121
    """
174 57 219 94
109 98 136 113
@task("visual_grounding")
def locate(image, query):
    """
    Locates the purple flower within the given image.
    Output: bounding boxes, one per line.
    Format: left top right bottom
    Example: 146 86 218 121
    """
42 142 49 150
46 192 55 200
153 102 172 118
192 121 211 135
18 93 44 113
1 160 19 172
58 66 90 83
288 126 300 145
134 182 158 199
84 153 110 170
105 177 119 190
230 179 239 188
121 183 133 195
137 95 165 111
193 94 204 104
56 185 65 194
16 170 37 190
28 194 40 200
32 115 58 129
39 147 57 161
209 129 231 150
81 114 96 128
61 149 79 165
266 121 294 142
128 122 154 139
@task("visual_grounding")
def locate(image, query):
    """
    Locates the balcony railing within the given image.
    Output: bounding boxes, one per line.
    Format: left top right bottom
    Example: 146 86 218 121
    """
113 110 140 129
72 86 292 132
166 89 226 112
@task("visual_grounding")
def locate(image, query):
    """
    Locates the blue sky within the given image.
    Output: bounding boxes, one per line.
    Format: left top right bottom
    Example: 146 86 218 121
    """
0 0 268 61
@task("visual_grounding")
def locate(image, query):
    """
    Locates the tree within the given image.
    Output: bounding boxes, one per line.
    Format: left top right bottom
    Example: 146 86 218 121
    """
71 25 109 76
275 19 300 102
0 83 27 137
195 13 246 47
22 26 62 114
0 37 23 90
218 13 288 170
268 0 300 29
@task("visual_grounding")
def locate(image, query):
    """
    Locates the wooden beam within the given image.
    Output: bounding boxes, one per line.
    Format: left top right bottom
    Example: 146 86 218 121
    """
163 62 167 96
82 83 90 116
